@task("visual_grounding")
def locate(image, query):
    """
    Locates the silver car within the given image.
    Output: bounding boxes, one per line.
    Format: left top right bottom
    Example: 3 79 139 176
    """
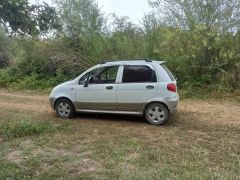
49 59 179 125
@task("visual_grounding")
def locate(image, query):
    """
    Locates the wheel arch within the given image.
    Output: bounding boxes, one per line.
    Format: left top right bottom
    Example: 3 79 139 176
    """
54 97 76 112
143 101 170 114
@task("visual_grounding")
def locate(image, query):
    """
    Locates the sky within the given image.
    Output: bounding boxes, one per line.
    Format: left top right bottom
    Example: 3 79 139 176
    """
97 0 151 23
31 0 152 24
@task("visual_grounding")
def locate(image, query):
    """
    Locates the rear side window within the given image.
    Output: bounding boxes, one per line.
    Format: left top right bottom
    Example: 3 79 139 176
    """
122 65 157 83
161 64 175 81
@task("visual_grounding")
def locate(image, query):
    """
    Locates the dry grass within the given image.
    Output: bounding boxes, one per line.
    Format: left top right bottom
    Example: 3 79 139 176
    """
0 90 239 179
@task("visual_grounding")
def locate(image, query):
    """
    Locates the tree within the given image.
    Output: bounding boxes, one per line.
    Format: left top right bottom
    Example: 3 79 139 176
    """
56 0 104 39
54 0 106 67
148 0 240 85
0 0 61 37
149 0 240 32
107 14 146 59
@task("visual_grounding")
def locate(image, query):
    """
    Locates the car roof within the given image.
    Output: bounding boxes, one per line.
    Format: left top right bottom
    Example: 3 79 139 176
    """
99 59 165 66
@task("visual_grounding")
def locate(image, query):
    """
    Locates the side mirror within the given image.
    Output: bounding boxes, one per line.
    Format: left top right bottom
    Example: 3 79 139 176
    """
84 79 89 87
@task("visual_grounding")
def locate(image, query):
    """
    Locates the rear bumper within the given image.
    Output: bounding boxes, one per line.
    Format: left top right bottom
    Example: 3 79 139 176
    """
164 94 179 114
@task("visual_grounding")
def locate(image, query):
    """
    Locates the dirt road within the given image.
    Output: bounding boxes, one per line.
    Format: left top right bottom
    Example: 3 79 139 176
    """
0 90 239 126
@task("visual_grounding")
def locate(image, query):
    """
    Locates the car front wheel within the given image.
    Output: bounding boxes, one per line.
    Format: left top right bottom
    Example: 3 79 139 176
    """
145 103 169 125
55 99 74 118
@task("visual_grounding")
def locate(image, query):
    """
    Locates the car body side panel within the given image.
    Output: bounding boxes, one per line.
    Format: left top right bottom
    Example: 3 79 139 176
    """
75 84 117 111
116 83 157 112
141 81 178 114
141 94 179 114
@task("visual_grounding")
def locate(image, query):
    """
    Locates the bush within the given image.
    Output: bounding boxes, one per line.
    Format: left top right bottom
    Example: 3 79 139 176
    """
0 68 71 90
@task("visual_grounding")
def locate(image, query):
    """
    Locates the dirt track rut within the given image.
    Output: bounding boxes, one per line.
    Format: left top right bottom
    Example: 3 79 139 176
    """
0 90 239 126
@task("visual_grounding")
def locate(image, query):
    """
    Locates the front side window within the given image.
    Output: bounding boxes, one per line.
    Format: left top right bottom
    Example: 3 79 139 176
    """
79 66 119 85
79 67 104 85
122 65 157 83
99 66 119 83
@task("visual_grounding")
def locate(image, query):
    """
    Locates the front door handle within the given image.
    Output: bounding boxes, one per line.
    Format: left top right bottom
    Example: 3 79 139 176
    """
146 85 154 89
106 86 113 90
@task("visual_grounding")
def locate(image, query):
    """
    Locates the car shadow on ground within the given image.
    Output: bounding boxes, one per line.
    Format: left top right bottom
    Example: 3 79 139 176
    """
57 112 181 126
74 113 146 124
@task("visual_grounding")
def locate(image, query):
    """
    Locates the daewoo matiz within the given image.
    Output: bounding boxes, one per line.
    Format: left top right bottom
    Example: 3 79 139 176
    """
49 59 179 125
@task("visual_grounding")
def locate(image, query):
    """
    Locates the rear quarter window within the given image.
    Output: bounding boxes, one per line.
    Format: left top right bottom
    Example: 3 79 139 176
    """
161 64 176 81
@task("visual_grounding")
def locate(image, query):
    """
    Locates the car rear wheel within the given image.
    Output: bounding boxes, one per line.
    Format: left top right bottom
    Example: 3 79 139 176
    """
145 103 169 125
55 99 74 118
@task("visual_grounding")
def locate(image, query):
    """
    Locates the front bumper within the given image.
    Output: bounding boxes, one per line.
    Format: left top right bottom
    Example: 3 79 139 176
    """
49 97 56 110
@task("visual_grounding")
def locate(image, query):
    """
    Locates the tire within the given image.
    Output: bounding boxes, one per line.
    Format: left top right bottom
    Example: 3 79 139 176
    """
145 103 169 126
55 98 74 118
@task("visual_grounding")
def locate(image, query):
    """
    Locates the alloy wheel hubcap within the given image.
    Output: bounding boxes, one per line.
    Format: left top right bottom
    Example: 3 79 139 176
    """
57 102 71 117
148 106 165 122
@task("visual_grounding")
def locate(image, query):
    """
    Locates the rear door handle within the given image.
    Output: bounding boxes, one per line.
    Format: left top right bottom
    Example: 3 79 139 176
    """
106 86 113 90
146 85 154 89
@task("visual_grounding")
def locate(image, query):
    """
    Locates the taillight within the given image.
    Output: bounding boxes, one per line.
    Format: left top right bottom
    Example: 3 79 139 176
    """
167 83 177 92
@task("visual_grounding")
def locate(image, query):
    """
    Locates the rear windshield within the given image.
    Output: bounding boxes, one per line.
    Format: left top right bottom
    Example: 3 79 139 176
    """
161 64 176 81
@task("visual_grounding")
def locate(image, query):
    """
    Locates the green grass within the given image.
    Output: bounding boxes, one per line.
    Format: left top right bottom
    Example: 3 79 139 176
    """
0 119 58 140
178 83 240 101
88 125 240 179
0 117 239 179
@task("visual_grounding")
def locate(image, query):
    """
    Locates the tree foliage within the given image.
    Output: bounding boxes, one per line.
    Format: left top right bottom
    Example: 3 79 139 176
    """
149 0 240 31
56 0 104 38
0 0 239 92
0 0 61 36
148 0 240 88
0 27 10 67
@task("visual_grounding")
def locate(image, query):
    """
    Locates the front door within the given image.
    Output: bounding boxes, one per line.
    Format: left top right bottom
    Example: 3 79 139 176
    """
75 66 120 111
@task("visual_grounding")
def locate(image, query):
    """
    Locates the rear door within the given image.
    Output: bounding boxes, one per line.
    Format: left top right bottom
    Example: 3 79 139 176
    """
117 65 157 113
